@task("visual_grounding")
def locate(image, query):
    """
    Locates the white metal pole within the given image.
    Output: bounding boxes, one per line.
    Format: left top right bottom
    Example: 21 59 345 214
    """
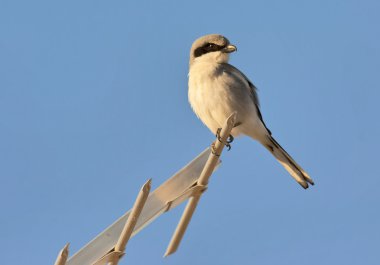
164 112 237 257
54 243 70 265
109 179 151 265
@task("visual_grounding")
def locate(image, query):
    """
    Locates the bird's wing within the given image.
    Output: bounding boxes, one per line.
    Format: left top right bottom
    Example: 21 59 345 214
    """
221 63 271 135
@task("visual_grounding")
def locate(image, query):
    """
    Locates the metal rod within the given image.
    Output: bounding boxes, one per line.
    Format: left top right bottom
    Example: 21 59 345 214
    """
109 179 152 265
164 112 237 257
54 243 70 265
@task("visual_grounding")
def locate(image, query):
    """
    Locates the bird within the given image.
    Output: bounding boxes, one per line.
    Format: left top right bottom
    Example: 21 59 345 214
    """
188 34 314 189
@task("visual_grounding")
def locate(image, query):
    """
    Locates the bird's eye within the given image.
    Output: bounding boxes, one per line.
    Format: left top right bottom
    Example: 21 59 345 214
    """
208 43 215 48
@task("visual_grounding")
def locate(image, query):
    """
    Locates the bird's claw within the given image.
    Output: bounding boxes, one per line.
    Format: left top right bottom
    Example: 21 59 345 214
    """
215 128 234 151
215 128 222 139
225 134 234 151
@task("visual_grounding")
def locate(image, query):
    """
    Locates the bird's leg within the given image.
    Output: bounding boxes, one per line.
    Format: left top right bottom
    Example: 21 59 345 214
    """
215 128 222 139
213 127 234 152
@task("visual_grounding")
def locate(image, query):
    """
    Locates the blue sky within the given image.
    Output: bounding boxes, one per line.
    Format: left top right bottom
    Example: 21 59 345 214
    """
1 0 379 264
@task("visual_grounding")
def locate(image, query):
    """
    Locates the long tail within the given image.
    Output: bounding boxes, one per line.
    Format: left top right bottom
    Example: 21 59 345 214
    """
263 135 314 189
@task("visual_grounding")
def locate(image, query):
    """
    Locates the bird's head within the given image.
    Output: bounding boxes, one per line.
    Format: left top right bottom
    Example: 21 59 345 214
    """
189 34 237 66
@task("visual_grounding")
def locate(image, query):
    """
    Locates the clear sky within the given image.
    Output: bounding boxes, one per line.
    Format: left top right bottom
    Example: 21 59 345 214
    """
1 0 379 264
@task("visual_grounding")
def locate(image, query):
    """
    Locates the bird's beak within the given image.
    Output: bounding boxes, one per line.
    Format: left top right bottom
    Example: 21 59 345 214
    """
222 44 237 53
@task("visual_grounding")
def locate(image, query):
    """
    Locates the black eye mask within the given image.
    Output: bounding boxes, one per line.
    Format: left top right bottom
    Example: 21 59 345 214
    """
193 43 226 58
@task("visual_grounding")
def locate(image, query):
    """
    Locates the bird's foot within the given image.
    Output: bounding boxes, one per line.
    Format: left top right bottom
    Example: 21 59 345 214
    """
215 128 234 151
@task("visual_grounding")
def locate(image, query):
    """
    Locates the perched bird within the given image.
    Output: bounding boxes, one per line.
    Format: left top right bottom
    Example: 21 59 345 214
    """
188 34 314 189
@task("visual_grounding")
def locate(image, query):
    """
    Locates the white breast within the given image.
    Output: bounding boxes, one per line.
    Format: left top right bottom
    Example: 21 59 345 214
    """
188 61 242 135
188 60 267 139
